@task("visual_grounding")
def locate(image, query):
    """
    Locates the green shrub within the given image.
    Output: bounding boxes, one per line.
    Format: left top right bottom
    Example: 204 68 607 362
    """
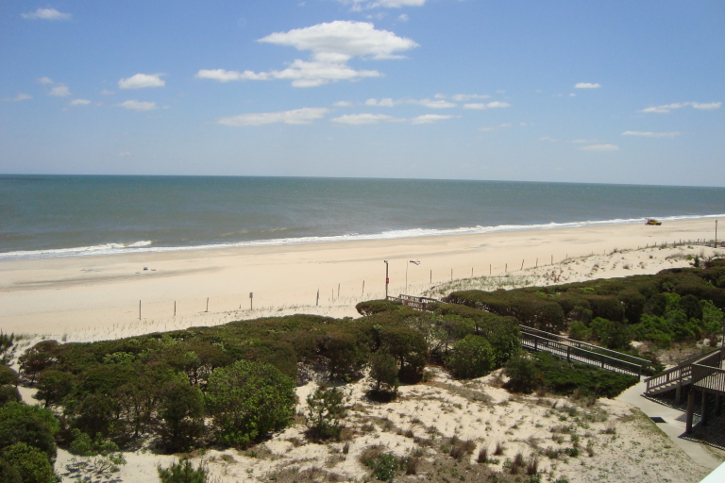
584 296 625 323
475 315 521 368
446 335 495 379
369 351 399 397
158 457 207 483
373 453 398 481
205 360 296 447
504 355 542 394
568 321 589 341
35 370 75 408
356 300 403 316
377 326 427 384
306 386 347 441
1 443 55 483
0 403 58 461
589 318 631 350
157 378 205 452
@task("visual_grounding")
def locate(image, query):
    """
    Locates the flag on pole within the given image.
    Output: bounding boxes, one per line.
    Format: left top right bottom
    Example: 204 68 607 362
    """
409 259 420 265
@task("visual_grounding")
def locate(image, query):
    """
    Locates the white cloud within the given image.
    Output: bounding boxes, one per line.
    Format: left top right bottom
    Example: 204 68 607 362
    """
118 73 165 89
259 21 417 60
339 0 426 10
398 14 409 22
37 77 54 85
100 89 114 95
540 136 556 142
691 101 721 110
69 99 91 106
218 107 329 126
410 98 456 108
452 94 490 102
21 8 71 20
569 93 576 97
479 123 511 132
366 98 397 107
574 82 601 89
49 84 71 96
641 101 721 113
198 21 417 87
332 113 396 124
410 114 454 124
578 144 619 151
622 131 680 138
463 101 511 109
333 101 353 107
2 93 32 102
117 100 158 111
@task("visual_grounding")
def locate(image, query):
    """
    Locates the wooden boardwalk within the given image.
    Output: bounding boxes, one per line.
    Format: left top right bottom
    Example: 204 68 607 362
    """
389 294 649 378
644 348 725 434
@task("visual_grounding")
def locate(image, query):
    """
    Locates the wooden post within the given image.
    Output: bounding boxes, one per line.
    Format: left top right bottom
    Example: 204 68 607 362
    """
338 283 340 298
489 264 491 275
551 255 553 265
471 267 473 279
206 297 209 312
505 263 507 274
362 280 365 295
430 270 432 284
249 292 253 311
139 300 142 320
702 390 709 426
536 258 538 268
316 289 319 306
450 268 453 280
521 259 524 270
686 391 695 433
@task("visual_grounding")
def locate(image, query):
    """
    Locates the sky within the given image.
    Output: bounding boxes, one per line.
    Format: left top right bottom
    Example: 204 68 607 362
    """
1 0 723 186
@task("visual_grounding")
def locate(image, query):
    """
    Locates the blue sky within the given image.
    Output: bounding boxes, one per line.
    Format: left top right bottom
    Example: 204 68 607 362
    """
1 0 723 186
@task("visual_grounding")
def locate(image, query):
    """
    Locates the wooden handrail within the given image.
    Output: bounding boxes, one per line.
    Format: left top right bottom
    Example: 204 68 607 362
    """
519 325 651 367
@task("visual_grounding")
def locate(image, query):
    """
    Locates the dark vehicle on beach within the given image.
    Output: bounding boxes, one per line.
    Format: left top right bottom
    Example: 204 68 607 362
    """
646 219 662 226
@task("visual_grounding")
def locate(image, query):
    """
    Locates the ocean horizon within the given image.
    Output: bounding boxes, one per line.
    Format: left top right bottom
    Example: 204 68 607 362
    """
2 175 724 260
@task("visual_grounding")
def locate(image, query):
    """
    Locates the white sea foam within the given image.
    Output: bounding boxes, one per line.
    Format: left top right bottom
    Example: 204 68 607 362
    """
0 214 722 261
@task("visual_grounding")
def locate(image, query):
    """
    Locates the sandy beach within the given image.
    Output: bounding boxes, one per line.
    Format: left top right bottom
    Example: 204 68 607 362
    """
0 217 721 341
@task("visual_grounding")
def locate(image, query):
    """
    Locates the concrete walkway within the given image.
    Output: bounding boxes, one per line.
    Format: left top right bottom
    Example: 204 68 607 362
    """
617 380 725 470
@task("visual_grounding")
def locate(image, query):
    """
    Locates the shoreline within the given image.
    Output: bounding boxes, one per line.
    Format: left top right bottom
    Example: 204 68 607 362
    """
1 212 722 262
0 217 722 340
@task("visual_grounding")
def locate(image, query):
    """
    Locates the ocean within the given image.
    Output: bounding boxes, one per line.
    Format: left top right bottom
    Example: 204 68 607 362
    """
1 175 724 260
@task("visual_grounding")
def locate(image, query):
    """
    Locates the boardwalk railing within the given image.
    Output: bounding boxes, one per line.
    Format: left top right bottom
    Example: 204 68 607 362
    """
645 348 723 395
521 331 644 378
387 294 443 311
518 325 651 369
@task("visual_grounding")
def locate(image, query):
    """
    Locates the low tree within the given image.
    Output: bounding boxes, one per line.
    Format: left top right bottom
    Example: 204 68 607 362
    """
369 351 399 398
35 370 75 408
306 385 347 441
205 360 296 447
1 443 55 483
446 335 495 379
0 403 58 461
157 378 205 452
504 355 543 394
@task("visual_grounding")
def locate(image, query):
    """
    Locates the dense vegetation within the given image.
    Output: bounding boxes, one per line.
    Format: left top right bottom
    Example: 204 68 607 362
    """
446 258 725 352
11 303 520 454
